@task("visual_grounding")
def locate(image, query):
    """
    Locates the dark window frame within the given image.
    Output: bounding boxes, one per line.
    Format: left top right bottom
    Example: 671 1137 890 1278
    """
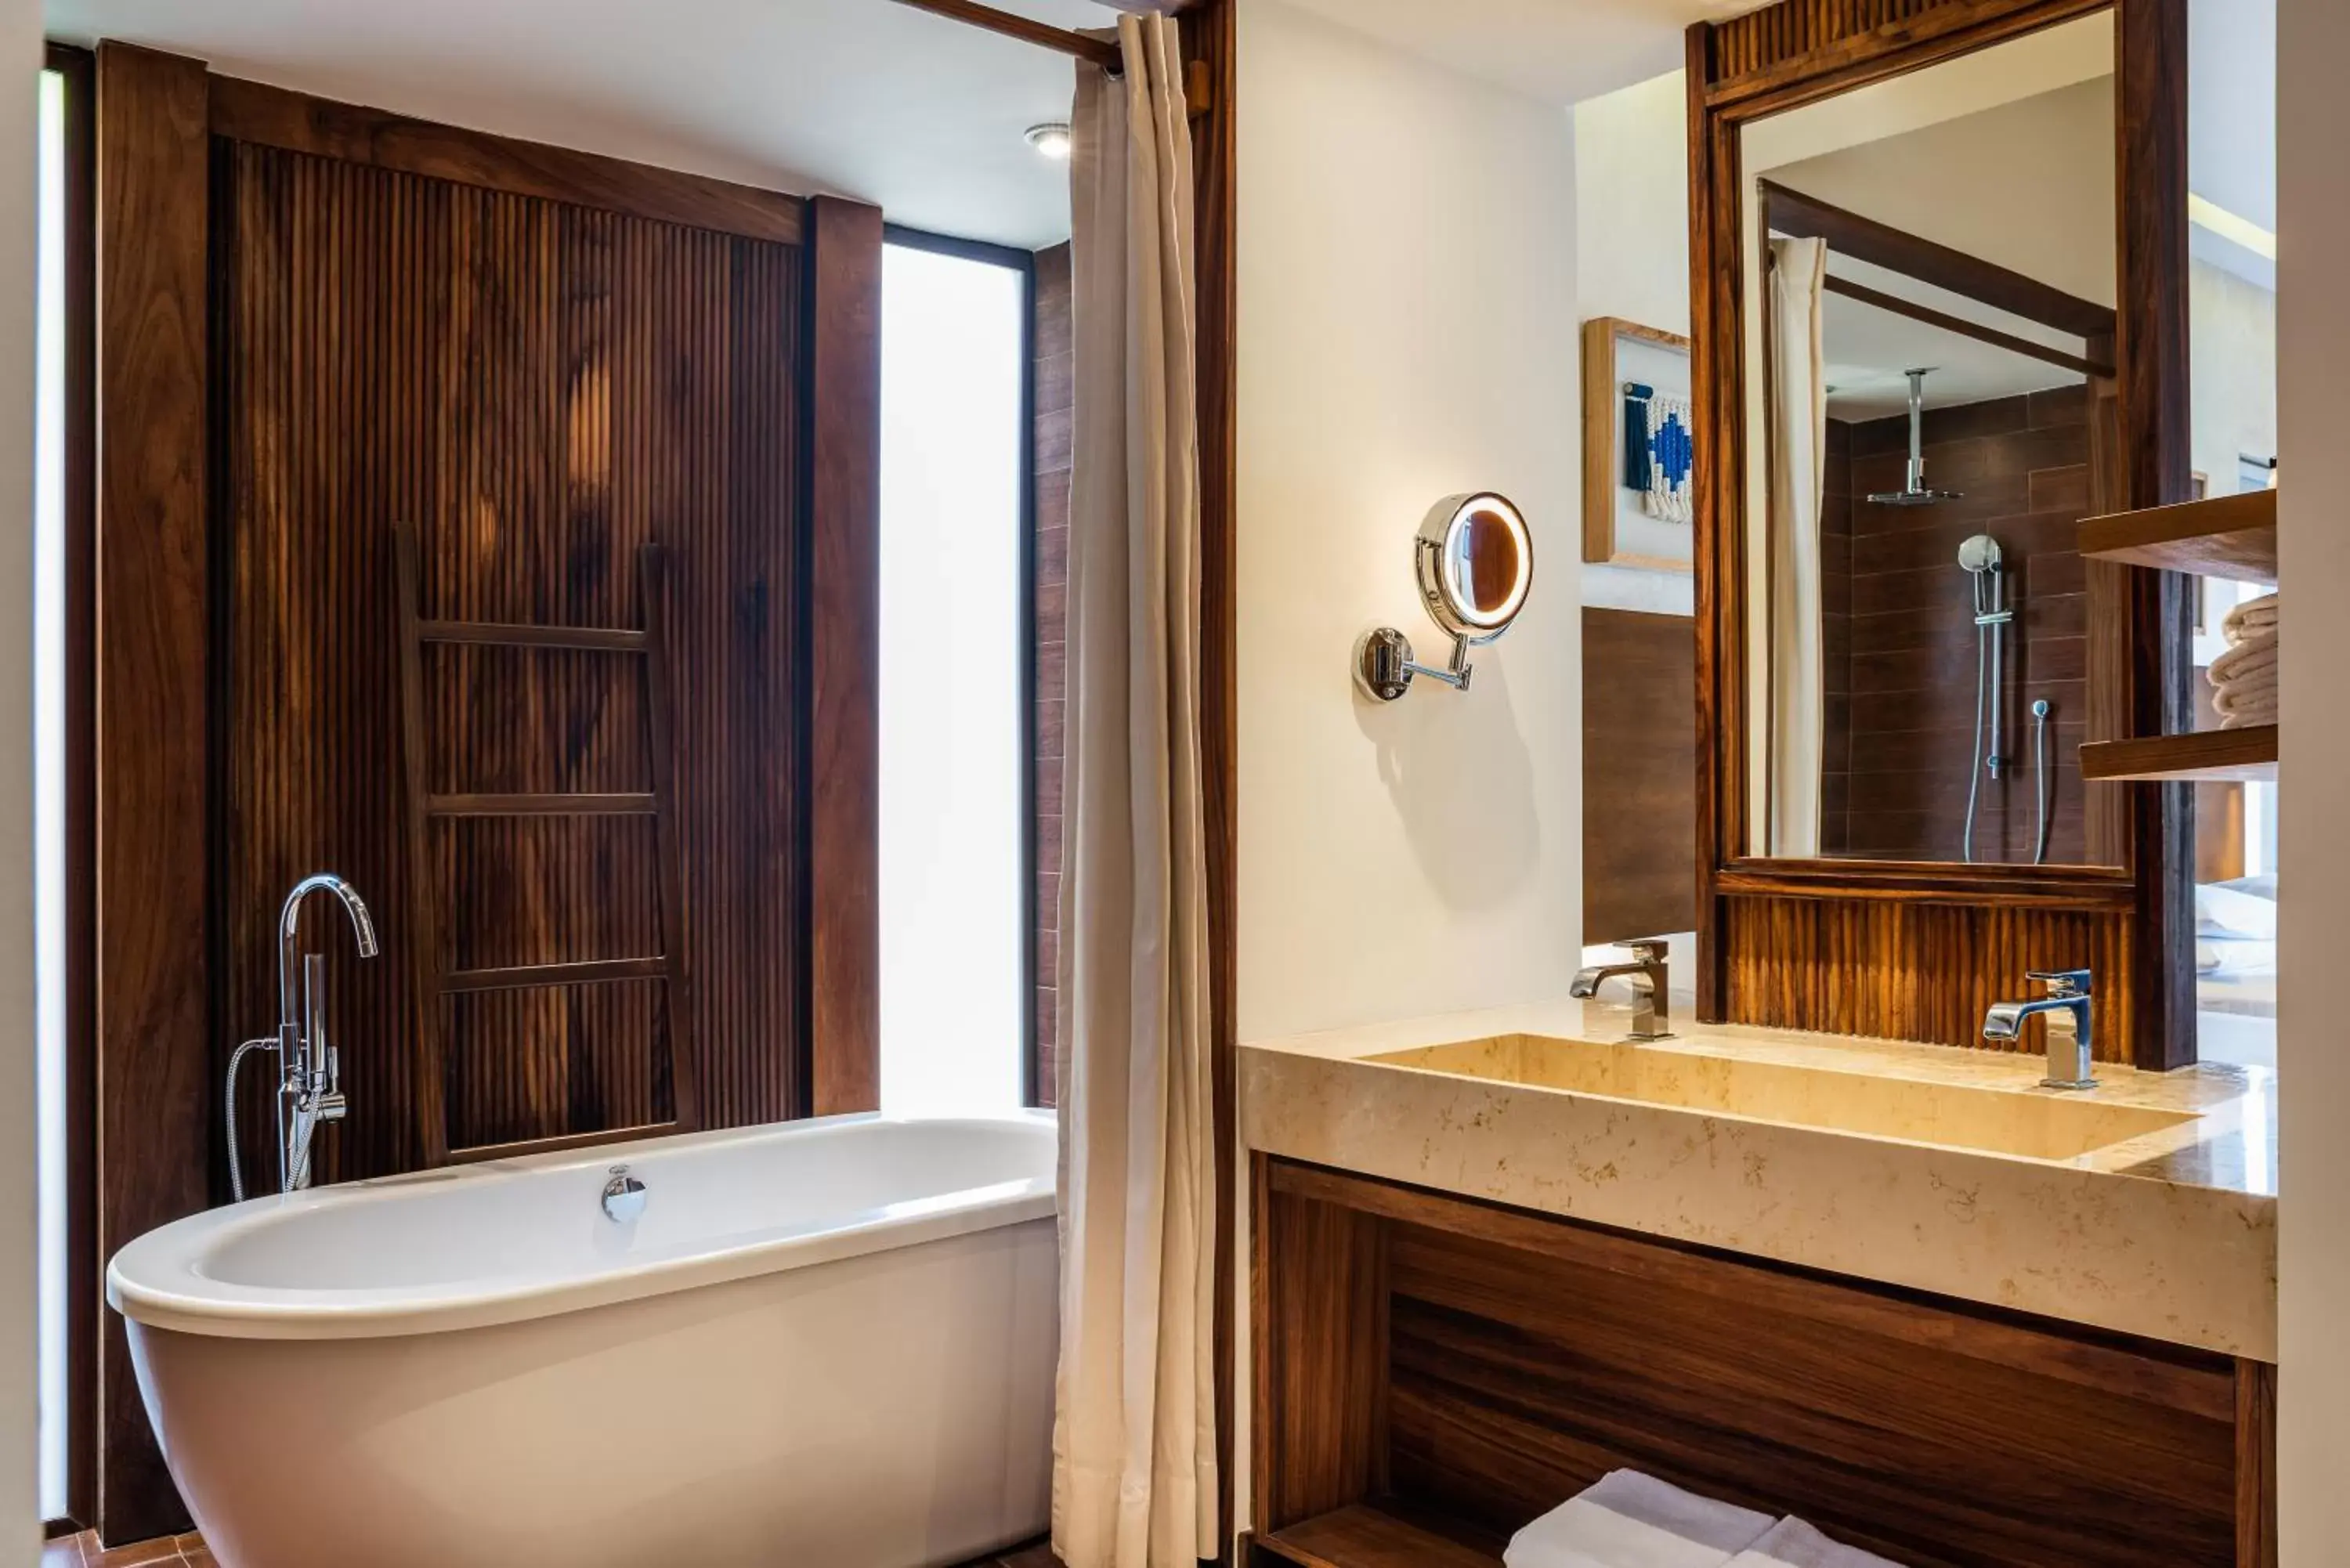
41 38 98 1541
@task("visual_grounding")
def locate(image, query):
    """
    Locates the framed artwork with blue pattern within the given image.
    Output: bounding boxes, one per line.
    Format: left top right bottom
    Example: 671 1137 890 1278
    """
1580 316 1695 573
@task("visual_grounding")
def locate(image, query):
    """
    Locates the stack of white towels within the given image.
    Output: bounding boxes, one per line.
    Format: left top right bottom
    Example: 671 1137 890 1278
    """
2209 591 2278 730
1505 1470 1905 1568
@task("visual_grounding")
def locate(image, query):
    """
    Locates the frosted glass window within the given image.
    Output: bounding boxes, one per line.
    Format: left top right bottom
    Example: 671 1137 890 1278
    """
878 243 1028 1118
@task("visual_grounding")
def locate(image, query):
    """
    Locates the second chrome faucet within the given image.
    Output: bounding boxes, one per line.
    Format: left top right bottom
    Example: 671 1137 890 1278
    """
1570 939 1674 1042
1983 968 2095 1090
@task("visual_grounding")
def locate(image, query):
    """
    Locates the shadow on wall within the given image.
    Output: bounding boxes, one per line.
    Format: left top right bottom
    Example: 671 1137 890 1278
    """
1355 655 1542 912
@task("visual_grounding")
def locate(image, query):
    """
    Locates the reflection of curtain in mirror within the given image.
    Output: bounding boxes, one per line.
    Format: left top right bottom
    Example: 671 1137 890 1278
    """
1766 237 1828 857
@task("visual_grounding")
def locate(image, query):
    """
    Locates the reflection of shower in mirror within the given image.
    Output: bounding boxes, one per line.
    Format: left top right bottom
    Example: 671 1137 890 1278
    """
2030 699 2054 867
1866 369 1965 507
1957 535 2056 867
1960 535 2008 865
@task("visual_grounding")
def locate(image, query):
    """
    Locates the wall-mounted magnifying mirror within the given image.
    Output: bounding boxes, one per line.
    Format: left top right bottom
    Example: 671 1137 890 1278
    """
1354 492 1534 701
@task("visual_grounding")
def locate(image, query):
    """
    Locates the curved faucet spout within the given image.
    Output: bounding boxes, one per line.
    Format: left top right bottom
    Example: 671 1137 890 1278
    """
277 873 378 1038
280 872 378 959
265 874 378 1195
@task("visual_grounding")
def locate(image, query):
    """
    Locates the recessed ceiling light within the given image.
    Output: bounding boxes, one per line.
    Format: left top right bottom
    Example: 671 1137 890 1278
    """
1025 122 1072 161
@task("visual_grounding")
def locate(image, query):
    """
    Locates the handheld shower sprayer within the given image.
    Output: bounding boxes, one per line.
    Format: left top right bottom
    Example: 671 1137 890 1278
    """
1959 536 2008 865
2031 698 2054 866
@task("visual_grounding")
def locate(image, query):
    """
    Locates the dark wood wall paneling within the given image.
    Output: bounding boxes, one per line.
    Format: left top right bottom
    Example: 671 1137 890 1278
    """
1032 242 1072 1108
804 193 884 1117
1820 388 2094 864
1254 1158 2267 1568
1820 419 1853 852
1580 609 1697 944
214 133 812 1171
95 56 883 1540
1719 891 2135 1055
93 42 212 1547
1687 0 2195 1071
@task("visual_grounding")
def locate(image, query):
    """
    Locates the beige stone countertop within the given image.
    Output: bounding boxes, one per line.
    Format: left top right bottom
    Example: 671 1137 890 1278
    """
1241 996 2276 1360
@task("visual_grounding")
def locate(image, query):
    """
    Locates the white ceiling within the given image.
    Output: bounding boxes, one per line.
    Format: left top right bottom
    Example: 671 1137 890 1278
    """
1276 0 1754 105
42 0 1766 251
47 0 1115 249
2190 0 2275 233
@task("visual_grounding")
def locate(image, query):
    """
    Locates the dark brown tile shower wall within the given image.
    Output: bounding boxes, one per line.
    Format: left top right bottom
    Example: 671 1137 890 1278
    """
1821 419 1853 853
1838 387 2092 864
1033 242 1072 1107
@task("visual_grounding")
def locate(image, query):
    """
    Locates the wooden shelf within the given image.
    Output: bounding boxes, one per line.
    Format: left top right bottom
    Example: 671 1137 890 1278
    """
1253 1505 1503 1568
2079 725 2276 782
2077 489 2276 581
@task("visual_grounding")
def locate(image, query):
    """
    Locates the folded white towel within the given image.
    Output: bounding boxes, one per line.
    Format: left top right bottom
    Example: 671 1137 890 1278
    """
2210 630 2278 686
1506 1471 1776 1568
2224 591 2278 641
2215 682 2277 716
1726 1517 1907 1568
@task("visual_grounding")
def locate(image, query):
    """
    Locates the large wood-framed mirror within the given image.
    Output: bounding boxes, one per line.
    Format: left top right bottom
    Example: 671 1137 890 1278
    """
1687 0 2196 1070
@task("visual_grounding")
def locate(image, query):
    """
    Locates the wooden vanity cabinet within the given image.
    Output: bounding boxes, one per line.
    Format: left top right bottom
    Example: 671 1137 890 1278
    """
1248 1157 2276 1568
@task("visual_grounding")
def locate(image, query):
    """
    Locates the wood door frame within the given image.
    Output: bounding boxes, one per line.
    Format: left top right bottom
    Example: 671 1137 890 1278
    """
1185 0 1241 1557
1687 0 2194 1070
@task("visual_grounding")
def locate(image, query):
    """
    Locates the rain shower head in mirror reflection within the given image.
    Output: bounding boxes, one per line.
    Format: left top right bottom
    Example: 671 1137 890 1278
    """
1741 9 2120 869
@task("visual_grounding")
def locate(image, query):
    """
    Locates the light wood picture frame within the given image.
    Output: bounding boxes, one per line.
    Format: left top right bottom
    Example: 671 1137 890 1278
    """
1581 316 1694 572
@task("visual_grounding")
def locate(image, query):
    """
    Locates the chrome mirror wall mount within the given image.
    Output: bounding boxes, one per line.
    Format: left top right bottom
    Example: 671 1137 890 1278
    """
1354 492 1535 703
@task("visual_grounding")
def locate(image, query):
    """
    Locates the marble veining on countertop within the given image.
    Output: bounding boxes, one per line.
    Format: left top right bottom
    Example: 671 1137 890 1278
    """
1242 995 2276 1360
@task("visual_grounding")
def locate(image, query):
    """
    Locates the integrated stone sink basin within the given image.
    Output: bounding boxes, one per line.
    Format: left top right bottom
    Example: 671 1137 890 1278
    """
1368 1034 2198 1162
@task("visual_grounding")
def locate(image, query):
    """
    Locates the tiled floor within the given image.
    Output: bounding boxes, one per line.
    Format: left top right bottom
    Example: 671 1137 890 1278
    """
42 1531 212 1568
45 1530 1052 1568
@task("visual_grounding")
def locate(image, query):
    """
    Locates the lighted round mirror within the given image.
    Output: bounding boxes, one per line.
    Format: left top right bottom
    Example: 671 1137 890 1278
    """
1352 492 1535 702
1417 492 1533 643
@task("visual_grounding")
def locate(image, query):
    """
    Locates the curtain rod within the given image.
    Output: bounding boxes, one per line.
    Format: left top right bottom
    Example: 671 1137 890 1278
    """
886 0 1126 73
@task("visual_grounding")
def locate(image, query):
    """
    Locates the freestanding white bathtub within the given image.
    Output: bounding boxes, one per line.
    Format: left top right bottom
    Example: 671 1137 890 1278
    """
107 1114 1059 1568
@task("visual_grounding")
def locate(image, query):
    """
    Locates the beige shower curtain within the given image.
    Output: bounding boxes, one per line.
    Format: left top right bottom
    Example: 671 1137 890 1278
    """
1051 15 1217 1568
1766 237 1828 858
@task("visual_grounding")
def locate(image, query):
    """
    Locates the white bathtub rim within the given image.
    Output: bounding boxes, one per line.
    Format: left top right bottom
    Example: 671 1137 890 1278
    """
108 1111 1059 1343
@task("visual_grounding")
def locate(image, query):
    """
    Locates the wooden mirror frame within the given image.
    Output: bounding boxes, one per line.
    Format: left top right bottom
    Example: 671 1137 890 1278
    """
1687 0 2196 1071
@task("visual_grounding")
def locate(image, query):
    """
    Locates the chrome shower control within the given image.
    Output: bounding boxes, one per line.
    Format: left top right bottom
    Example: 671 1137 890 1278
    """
602 1165 649 1224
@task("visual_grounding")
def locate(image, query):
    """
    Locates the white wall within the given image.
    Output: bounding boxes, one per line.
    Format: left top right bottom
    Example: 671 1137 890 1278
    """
1574 70 1689 338
1574 70 1697 616
1759 75 2117 310
0 0 41 1558
2277 0 2348 1556
2190 257 2277 492
1236 0 1582 1046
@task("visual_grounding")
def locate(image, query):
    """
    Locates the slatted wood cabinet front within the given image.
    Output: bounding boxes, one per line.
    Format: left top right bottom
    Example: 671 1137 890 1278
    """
1250 1158 2273 1568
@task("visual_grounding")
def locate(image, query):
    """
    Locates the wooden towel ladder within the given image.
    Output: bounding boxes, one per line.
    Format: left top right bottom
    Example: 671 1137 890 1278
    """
393 523 698 1165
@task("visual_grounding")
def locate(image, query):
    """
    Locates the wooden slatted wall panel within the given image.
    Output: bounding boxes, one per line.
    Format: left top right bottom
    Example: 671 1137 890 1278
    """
1701 0 2084 88
216 140 802 1181
1719 897 2135 1060
1706 0 1940 78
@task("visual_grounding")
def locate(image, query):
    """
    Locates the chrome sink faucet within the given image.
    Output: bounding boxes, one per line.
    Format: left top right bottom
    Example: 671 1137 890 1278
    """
229 874 379 1200
1570 939 1673 1041
1983 968 2095 1090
